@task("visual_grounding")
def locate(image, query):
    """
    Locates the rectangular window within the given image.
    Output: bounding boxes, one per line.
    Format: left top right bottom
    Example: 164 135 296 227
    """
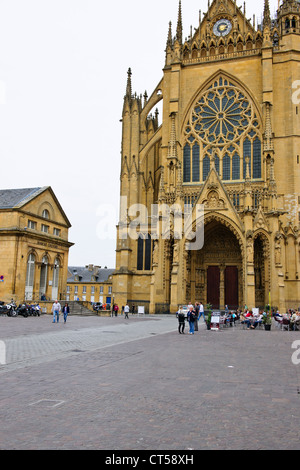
222 154 231 181
100 286 104 294
74 286 78 294
83 286 87 294
53 228 61 237
28 220 36 230
41 224 49 233
108 286 112 294
91 286 95 294
203 156 210 181
232 153 240 180
67 286 70 293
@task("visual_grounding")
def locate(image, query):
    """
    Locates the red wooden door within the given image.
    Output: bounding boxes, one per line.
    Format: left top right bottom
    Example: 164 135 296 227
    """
225 266 238 309
207 266 220 309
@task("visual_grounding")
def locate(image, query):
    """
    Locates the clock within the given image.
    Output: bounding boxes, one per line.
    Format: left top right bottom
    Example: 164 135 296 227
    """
213 19 232 37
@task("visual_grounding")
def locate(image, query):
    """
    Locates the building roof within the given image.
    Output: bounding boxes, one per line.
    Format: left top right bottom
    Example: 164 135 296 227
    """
67 266 115 283
0 186 72 227
0 187 43 209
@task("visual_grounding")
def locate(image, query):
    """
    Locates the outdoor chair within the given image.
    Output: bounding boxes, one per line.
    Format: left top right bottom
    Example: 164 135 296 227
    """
281 318 291 331
274 316 283 329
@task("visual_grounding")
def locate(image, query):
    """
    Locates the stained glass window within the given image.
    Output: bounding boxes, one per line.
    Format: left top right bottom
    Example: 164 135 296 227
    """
253 137 262 179
183 144 191 183
184 76 262 183
223 154 231 180
203 156 210 181
232 153 240 180
192 144 200 182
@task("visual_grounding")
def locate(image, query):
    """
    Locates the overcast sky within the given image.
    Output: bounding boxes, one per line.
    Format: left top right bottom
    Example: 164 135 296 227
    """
0 0 279 268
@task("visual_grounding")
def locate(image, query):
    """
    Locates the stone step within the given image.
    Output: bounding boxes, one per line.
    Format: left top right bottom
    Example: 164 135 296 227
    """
67 302 97 316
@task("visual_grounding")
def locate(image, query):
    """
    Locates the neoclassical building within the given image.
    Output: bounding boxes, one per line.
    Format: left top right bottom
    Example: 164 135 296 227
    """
113 0 300 314
0 187 73 303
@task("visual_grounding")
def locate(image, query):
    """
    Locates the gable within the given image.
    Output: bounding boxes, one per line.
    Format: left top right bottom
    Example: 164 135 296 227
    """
193 0 256 42
20 187 71 227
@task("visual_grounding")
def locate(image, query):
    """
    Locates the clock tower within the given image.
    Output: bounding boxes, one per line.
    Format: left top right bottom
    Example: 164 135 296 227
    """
113 0 300 314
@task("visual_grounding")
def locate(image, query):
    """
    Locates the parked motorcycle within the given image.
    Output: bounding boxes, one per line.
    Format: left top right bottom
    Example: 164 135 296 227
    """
0 301 18 317
30 304 41 316
16 303 29 317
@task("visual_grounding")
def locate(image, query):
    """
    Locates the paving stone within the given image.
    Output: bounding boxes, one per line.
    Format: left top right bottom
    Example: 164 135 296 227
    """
0 315 299 450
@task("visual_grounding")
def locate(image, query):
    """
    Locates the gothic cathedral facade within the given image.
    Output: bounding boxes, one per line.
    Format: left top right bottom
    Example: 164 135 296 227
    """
113 0 300 314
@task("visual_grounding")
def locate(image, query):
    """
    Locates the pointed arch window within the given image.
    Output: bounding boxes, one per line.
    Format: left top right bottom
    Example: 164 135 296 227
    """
183 144 191 183
192 144 200 182
184 75 262 184
253 137 262 179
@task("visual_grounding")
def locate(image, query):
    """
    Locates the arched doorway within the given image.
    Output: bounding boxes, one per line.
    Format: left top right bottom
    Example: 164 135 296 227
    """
189 220 243 309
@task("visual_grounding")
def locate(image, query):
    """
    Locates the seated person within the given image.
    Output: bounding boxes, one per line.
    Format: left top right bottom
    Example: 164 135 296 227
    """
290 311 300 331
245 311 253 329
251 311 263 329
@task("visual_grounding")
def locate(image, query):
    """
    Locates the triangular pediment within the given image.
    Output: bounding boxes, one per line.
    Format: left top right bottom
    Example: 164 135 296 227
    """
253 205 270 233
20 187 71 227
194 0 256 43
195 166 244 231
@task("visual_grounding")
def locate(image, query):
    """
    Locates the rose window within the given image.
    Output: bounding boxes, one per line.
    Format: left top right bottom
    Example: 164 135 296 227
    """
183 77 262 184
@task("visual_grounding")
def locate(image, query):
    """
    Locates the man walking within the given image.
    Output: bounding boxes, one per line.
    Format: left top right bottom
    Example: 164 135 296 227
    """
51 300 61 323
198 302 206 324
124 303 130 319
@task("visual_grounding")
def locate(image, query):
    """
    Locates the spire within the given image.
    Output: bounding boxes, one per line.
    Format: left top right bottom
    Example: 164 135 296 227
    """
263 0 271 28
176 0 183 45
126 68 132 99
167 21 172 48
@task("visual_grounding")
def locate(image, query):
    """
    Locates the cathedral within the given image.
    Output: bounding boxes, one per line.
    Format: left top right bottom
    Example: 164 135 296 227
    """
113 0 300 314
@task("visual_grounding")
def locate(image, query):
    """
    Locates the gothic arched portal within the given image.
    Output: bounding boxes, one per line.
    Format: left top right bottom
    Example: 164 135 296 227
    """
187 219 243 309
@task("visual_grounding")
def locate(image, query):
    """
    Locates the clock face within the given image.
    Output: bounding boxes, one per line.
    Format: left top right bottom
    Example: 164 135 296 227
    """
213 19 232 37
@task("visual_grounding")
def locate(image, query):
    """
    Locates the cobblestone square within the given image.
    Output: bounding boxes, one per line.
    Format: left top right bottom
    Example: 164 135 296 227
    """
0 314 299 450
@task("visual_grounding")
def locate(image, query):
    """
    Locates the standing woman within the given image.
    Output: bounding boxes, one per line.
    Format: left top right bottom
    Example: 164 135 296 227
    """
63 303 70 323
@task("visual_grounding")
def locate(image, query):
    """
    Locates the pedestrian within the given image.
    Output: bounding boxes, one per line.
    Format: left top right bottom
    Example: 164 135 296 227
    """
177 306 185 334
194 302 200 331
187 305 196 335
198 302 206 323
51 300 61 323
62 303 70 323
131 304 135 315
124 303 130 319
114 304 119 317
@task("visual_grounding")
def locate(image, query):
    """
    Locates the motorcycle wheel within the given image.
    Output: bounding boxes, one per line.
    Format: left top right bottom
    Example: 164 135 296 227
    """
10 310 18 317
